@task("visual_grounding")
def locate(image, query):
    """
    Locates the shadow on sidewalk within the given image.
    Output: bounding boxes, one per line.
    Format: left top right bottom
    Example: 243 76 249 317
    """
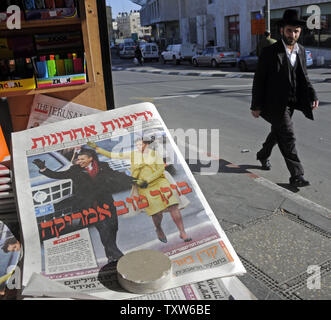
185 159 261 174
186 159 301 193
277 183 300 193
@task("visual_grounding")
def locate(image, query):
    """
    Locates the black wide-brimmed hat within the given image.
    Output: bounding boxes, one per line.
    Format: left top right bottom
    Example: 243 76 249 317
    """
279 9 306 27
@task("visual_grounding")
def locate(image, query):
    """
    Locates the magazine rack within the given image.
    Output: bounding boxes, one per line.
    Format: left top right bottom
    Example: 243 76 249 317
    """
0 0 113 131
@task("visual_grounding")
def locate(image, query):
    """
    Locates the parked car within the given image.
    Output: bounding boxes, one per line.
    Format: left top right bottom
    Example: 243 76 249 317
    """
192 46 239 67
306 49 313 67
140 42 159 62
161 44 182 64
238 50 258 71
119 44 136 59
180 43 199 62
238 48 314 72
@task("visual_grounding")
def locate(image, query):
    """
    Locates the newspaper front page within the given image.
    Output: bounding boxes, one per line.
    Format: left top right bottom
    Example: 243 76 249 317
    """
26 94 100 129
12 102 245 299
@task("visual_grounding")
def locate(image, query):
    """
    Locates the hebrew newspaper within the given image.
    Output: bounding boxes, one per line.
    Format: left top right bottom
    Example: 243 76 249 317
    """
12 102 245 299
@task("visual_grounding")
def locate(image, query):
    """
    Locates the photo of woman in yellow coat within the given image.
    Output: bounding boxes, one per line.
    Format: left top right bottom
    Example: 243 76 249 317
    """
88 136 191 244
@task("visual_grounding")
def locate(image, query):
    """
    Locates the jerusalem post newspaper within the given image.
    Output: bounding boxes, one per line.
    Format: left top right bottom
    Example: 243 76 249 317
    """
12 102 245 299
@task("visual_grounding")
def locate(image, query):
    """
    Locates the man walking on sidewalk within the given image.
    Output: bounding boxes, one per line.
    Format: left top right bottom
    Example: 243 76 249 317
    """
250 9 319 187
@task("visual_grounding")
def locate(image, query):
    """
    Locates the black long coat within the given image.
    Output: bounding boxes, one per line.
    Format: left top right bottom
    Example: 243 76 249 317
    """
251 40 318 125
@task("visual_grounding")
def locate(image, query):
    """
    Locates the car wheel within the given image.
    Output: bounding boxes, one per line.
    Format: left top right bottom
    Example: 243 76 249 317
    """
193 59 198 67
161 56 166 64
231 62 237 67
211 59 218 68
239 61 247 72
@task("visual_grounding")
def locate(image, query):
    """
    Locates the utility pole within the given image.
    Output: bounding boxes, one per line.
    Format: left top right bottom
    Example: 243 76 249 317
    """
265 0 270 32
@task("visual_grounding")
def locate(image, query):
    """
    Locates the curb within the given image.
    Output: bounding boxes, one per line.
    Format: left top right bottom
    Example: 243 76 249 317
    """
112 65 330 82
112 66 254 79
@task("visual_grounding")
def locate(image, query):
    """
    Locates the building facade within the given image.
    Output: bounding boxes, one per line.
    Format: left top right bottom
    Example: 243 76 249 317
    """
140 0 181 48
116 10 152 40
140 0 216 49
208 0 331 60
137 0 331 61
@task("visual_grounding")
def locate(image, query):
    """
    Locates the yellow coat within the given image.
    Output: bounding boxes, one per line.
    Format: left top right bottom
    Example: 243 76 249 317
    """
96 147 179 215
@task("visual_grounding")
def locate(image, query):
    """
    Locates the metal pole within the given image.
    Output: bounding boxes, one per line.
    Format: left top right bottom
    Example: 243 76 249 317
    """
97 0 115 110
265 0 270 32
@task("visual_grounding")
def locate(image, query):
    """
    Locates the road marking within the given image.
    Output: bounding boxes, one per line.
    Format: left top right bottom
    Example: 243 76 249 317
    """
129 97 156 103
130 94 200 101
154 94 200 100
211 84 252 88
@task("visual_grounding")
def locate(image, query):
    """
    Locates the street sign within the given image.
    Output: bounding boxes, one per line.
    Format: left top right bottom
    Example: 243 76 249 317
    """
251 19 266 35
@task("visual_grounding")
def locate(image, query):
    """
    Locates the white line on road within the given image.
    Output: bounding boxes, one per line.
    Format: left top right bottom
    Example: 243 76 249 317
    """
211 85 252 88
151 94 201 100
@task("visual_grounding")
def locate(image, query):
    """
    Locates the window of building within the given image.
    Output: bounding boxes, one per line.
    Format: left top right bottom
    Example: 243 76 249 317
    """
227 15 240 51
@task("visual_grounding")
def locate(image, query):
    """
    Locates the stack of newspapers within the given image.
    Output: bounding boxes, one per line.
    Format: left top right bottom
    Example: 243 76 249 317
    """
0 164 15 215
0 123 15 216
0 124 21 298
8 95 254 300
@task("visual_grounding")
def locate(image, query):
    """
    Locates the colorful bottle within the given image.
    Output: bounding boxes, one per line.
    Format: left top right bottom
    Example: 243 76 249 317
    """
25 57 34 78
46 55 57 78
8 59 16 80
15 58 26 79
55 54 65 76
64 53 74 75
72 53 83 74
36 56 48 78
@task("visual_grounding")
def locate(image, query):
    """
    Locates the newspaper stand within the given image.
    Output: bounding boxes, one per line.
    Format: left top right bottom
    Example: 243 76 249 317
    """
0 0 114 132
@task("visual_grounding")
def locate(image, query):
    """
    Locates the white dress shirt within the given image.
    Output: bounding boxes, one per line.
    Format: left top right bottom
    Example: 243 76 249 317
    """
282 39 299 67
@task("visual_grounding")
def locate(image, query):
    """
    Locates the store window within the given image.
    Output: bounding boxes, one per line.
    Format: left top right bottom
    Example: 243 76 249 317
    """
301 3 331 49
227 15 240 51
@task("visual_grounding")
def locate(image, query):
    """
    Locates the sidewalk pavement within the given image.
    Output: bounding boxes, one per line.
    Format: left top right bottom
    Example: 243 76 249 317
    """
112 63 331 82
188 156 331 300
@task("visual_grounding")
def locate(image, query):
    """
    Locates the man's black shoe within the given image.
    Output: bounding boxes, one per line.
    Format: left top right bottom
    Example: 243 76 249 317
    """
289 176 310 187
258 158 271 170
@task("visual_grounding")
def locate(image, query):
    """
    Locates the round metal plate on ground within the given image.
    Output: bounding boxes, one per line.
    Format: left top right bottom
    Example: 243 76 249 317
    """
117 249 172 294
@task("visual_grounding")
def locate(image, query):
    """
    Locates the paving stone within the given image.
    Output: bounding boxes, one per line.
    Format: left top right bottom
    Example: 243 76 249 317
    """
227 213 331 284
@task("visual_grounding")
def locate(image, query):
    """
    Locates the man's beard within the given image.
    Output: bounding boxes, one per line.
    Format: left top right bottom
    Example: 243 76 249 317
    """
282 33 297 46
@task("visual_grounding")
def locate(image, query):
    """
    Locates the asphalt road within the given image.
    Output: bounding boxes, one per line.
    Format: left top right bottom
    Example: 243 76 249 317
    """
111 66 331 211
